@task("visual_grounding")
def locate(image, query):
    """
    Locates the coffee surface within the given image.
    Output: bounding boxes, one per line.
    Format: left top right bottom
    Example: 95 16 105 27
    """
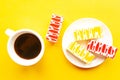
14 33 41 59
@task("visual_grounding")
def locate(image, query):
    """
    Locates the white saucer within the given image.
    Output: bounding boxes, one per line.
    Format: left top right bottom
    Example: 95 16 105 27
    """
62 18 113 68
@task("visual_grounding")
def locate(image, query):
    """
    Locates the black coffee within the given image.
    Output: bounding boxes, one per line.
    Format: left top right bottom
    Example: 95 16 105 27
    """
14 33 41 59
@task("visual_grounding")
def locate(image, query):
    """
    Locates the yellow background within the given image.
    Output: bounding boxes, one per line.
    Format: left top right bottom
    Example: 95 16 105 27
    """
0 0 120 80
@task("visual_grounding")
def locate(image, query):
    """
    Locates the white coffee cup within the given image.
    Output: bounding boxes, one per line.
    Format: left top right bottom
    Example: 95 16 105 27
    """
5 29 45 66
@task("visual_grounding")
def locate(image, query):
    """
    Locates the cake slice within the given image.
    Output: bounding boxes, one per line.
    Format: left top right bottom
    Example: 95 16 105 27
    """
74 26 102 41
46 14 63 43
67 42 95 64
87 40 118 59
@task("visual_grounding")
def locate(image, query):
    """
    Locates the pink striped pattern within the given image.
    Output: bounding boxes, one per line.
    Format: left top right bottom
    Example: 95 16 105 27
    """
87 40 117 58
46 14 63 43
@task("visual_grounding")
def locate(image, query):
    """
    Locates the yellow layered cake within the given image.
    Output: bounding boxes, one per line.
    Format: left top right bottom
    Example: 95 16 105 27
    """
67 42 95 64
74 26 102 41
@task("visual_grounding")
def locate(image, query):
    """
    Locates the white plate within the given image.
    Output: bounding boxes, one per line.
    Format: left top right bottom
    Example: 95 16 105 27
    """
62 18 113 68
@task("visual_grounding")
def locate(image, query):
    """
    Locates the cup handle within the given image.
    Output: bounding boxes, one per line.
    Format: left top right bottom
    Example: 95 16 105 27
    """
5 29 15 37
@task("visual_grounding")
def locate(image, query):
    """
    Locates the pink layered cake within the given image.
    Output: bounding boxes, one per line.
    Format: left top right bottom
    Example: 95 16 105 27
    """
87 40 118 58
46 14 63 43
